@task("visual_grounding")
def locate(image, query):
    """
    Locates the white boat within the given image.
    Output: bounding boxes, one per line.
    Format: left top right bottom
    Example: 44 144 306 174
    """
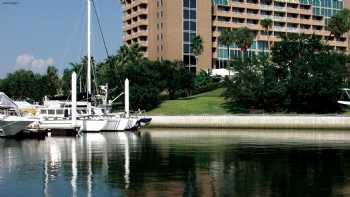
338 88 350 106
32 0 151 133
0 115 34 137
0 92 34 137
34 99 150 132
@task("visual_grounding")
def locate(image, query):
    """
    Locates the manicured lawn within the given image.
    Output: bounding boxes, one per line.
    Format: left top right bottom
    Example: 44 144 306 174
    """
148 88 230 115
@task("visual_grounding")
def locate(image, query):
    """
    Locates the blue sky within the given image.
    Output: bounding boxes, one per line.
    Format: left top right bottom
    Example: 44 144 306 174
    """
0 0 123 77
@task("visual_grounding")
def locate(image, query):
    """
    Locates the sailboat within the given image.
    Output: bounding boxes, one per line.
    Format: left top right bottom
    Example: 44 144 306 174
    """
34 0 151 132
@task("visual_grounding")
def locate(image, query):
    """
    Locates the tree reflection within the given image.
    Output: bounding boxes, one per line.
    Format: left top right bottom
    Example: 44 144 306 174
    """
2 130 350 196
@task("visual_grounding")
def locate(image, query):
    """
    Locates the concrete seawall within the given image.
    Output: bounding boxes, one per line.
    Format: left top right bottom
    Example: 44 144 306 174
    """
147 115 350 130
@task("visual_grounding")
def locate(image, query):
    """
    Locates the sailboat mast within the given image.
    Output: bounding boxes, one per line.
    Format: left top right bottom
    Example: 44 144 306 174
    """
87 0 92 96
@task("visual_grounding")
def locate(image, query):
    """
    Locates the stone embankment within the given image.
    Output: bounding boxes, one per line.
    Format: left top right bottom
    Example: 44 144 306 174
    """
148 115 350 130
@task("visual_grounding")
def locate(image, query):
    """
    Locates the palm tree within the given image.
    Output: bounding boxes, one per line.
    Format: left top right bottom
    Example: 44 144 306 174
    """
232 27 255 60
260 18 273 52
191 35 204 68
218 28 235 68
327 8 350 43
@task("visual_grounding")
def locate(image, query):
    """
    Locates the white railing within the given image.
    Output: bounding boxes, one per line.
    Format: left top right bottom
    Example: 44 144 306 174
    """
274 16 285 21
273 26 286 31
274 6 286 11
260 5 272 10
286 27 298 32
260 15 273 19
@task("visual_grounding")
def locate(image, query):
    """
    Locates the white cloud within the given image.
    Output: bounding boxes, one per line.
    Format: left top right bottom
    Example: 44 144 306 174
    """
16 54 34 66
15 53 54 74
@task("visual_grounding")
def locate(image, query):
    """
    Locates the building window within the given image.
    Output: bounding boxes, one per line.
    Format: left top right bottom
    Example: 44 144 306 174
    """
183 0 197 68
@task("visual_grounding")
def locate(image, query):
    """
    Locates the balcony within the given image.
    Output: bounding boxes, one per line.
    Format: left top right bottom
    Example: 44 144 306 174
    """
246 13 261 20
260 5 273 10
274 6 286 11
273 26 286 32
286 7 300 14
123 8 148 21
274 16 286 21
260 15 273 19
286 17 300 23
138 40 149 46
123 0 148 10
286 27 299 33
213 20 231 27
231 2 259 9
213 9 233 17
246 23 261 30
299 28 314 34
257 35 280 42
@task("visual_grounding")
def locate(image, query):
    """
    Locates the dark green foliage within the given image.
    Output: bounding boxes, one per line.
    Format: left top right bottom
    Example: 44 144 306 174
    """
193 70 221 93
219 29 235 62
191 35 204 57
61 56 96 95
224 34 348 113
260 18 273 30
232 27 255 53
62 68 74 96
224 55 268 112
46 66 61 96
0 69 50 102
327 8 350 39
97 44 194 111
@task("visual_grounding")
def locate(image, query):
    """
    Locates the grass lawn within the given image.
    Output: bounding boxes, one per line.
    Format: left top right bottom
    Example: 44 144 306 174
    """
148 88 230 115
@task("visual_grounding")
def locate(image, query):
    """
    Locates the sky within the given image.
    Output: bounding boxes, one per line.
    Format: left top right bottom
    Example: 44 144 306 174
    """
0 0 123 77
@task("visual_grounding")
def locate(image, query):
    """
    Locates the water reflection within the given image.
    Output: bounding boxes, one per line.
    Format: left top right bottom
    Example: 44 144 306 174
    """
1 129 350 196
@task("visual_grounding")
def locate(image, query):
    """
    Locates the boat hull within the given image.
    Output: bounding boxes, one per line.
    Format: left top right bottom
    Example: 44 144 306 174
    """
102 118 139 131
37 119 106 132
36 116 151 132
79 119 107 132
0 119 33 137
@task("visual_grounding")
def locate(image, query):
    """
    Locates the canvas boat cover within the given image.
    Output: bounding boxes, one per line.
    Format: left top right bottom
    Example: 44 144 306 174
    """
14 101 33 109
0 92 18 110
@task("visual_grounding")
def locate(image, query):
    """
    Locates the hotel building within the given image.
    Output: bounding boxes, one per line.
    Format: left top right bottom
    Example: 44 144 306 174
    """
122 0 350 72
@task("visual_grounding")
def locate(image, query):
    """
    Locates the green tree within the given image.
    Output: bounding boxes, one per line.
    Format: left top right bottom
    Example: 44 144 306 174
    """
232 27 255 59
191 35 204 67
158 60 194 99
224 34 349 113
97 44 145 100
218 29 235 66
0 69 49 101
46 66 60 96
272 34 347 113
61 56 96 95
327 8 350 41
97 44 194 110
260 18 273 52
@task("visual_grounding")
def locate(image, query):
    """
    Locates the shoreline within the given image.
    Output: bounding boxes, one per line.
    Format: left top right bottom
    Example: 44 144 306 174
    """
147 115 350 130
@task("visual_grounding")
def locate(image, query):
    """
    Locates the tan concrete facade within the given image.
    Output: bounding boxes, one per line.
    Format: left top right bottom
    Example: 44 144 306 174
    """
197 1 213 71
162 1 183 61
122 0 184 62
122 0 349 72
122 0 213 71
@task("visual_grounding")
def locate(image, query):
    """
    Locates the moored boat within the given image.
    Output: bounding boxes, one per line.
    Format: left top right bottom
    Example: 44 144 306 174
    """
0 92 34 137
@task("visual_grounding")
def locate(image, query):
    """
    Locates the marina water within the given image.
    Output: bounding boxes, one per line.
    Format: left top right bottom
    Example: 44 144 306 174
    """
1 129 350 196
